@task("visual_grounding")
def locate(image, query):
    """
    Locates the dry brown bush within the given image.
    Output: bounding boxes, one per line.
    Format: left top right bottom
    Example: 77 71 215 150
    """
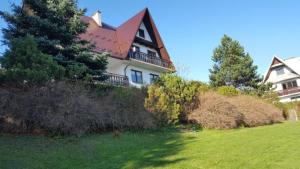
0 81 155 135
188 91 284 129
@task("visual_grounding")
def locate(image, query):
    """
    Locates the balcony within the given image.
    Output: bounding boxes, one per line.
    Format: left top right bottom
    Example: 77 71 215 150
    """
128 51 171 69
278 87 300 96
93 73 129 87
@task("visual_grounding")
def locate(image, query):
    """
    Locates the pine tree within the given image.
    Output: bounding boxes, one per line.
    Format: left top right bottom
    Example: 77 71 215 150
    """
0 0 107 79
0 35 65 86
209 35 261 88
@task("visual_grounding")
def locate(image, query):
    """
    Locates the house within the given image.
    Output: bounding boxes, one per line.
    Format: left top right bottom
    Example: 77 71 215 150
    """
263 56 300 102
80 8 174 87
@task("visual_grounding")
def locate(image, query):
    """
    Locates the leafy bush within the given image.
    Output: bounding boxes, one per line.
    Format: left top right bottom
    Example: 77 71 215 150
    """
217 86 239 96
144 74 199 125
0 35 65 86
190 80 210 93
0 82 155 136
188 91 284 129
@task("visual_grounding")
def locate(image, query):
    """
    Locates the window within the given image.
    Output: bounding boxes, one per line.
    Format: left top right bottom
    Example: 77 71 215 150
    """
131 70 143 84
150 74 159 84
282 83 287 90
291 96 300 100
132 45 140 52
276 67 284 75
282 80 298 90
138 29 145 38
292 80 298 87
147 50 156 57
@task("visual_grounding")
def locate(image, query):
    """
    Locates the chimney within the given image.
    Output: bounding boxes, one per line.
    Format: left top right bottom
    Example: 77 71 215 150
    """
92 10 102 27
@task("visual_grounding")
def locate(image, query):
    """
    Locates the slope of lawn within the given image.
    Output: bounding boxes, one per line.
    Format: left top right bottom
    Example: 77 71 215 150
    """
1 122 300 169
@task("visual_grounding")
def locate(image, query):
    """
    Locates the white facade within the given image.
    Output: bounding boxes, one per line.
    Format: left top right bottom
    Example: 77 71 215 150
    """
132 42 159 58
264 56 300 102
106 57 170 88
136 22 153 42
104 21 171 87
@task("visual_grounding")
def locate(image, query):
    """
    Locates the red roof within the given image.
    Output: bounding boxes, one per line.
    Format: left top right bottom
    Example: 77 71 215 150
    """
80 8 171 63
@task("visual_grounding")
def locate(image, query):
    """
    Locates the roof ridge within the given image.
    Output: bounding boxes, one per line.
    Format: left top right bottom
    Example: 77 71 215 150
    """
117 8 148 29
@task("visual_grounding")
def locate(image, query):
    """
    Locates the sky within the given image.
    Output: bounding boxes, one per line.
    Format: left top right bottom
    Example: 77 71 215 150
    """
1 0 300 82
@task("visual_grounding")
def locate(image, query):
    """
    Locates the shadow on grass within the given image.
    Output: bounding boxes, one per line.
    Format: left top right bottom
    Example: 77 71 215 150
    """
0 130 197 169
119 132 189 168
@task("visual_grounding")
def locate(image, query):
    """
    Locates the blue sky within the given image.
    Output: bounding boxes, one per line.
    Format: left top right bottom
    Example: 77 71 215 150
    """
1 0 300 82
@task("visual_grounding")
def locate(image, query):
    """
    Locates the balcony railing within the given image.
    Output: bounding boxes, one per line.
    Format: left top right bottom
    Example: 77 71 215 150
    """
93 73 129 87
129 51 170 68
278 87 300 96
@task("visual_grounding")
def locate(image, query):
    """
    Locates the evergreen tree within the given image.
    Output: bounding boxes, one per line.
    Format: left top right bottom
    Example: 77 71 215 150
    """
209 35 260 88
0 0 107 79
0 35 65 86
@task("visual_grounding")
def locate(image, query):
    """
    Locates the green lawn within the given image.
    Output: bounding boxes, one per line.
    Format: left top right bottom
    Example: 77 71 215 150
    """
1 122 300 169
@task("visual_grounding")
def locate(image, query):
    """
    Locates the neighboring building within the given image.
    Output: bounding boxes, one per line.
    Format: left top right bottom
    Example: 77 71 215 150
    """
263 56 300 102
80 8 174 87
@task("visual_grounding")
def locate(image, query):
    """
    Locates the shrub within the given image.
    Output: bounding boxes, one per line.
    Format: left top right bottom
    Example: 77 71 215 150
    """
190 80 210 93
217 86 239 96
144 74 199 125
188 91 284 129
0 35 65 86
276 101 300 119
0 82 155 136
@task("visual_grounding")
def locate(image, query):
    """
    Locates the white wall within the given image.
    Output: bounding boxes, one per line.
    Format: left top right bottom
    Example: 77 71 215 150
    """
266 66 299 84
132 42 159 58
106 57 166 88
136 22 152 42
272 78 300 92
125 65 161 88
280 93 300 102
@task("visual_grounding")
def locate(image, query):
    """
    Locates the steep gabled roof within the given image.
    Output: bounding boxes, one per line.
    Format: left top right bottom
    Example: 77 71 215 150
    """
263 56 300 83
80 8 171 63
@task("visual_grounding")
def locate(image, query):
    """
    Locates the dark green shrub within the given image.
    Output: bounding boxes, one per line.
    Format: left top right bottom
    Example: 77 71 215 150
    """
0 35 65 86
217 86 239 96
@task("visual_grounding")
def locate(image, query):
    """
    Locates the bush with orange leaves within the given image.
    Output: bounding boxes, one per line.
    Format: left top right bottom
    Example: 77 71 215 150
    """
188 91 284 129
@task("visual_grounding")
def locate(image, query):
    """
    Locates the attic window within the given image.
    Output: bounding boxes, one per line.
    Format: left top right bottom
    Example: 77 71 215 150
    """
138 29 145 38
276 67 284 76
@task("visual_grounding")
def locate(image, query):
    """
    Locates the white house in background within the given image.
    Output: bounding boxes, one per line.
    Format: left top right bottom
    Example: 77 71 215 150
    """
80 8 174 87
263 56 300 102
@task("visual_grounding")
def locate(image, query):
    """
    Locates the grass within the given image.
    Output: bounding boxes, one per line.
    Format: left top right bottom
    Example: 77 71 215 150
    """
1 122 300 169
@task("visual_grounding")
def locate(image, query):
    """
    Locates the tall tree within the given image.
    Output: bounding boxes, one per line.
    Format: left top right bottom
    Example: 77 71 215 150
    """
0 35 65 86
209 35 260 88
0 0 107 79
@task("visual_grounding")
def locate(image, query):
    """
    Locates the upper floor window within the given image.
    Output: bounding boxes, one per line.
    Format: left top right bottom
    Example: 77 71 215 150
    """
282 80 298 90
131 69 143 84
150 74 159 84
147 50 156 57
276 67 284 76
132 45 140 52
138 29 145 38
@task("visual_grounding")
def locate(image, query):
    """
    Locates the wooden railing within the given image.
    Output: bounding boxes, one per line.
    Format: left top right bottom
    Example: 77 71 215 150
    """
129 51 170 68
278 87 300 96
93 73 129 87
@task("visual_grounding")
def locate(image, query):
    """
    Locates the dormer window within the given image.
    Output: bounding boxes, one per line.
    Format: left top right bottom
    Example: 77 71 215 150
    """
276 67 284 76
138 29 145 38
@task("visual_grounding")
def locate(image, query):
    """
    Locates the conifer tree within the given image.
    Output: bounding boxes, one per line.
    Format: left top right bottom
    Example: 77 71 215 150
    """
0 0 107 79
0 35 65 85
209 35 260 88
